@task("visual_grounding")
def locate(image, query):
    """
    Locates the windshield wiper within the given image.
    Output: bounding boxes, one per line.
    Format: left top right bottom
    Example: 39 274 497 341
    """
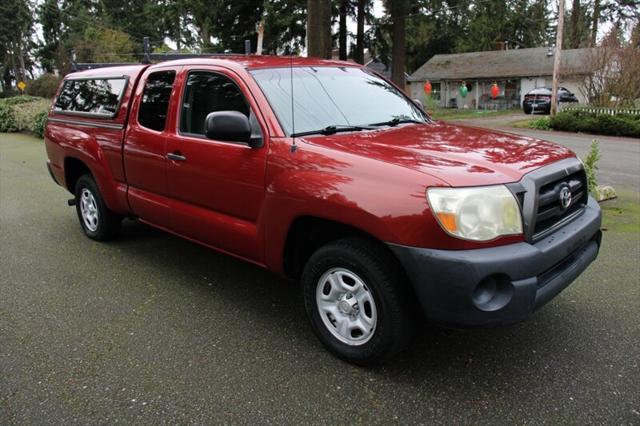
291 124 376 137
369 117 424 127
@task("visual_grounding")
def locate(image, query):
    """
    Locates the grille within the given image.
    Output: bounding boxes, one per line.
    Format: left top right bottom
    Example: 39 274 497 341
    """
533 170 587 238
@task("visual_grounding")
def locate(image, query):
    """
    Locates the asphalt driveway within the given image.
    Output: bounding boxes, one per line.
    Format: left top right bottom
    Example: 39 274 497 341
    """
449 114 640 189
1 133 639 424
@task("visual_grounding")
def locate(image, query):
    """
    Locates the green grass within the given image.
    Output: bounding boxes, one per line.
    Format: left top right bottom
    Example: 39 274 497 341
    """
509 118 536 128
601 190 640 233
431 108 520 121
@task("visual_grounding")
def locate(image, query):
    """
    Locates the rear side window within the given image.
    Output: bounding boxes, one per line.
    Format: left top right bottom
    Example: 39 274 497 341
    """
54 78 126 117
138 71 176 131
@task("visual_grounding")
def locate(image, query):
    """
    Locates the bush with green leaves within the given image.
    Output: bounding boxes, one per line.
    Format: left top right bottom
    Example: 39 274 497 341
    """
0 104 19 132
550 110 640 138
528 117 551 130
0 96 51 137
582 140 600 196
30 111 48 138
26 74 61 99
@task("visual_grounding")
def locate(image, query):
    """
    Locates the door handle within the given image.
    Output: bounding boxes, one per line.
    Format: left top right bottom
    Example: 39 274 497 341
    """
166 152 187 162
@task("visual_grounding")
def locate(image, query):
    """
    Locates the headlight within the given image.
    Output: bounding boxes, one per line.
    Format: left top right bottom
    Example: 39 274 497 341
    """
427 185 523 241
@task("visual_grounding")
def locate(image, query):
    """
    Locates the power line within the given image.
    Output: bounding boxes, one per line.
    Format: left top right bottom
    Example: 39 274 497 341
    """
40 0 166 45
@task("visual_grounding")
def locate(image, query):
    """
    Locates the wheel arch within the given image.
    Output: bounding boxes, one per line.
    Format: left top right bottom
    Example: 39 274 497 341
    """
64 156 92 193
281 215 408 282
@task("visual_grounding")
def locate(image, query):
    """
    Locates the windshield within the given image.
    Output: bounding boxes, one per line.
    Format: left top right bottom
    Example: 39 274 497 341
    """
250 66 427 135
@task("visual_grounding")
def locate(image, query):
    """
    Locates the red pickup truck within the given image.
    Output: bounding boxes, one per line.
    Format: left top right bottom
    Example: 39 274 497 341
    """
45 56 602 365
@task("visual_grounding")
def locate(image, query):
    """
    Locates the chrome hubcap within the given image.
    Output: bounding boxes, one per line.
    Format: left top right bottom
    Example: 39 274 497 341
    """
79 188 99 232
316 268 377 346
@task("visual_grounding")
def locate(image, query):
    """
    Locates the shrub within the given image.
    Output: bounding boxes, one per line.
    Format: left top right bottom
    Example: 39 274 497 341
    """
30 111 48 139
26 74 61 99
528 117 551 130
0 95 41 106
582 140 600 196
550 110 640 138
0 104 19 132
0 95 51 137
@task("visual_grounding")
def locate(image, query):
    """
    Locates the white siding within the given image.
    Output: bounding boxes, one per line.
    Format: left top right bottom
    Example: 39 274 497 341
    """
520 77 547 103
560 80 587 104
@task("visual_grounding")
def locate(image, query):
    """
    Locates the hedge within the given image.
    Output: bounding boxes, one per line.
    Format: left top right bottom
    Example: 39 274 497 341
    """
549 110 640 138
0 96 51 138
26 74 62 99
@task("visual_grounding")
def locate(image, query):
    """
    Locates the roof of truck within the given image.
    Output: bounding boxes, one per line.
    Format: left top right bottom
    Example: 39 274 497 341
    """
67 56 360 79
155 55 360 70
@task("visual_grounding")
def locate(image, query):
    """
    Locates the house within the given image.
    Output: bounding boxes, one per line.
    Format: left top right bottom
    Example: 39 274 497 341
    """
407 47 592 109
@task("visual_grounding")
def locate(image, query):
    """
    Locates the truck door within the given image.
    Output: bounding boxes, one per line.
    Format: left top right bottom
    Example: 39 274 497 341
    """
165 67 268 263
123 67 180 228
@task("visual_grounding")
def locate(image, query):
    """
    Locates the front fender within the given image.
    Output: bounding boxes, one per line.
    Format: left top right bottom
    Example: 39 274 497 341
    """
261 139 447 274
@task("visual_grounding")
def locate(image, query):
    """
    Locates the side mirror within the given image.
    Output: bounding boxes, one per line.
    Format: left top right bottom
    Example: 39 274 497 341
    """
205 111 256 146
413 98 424 111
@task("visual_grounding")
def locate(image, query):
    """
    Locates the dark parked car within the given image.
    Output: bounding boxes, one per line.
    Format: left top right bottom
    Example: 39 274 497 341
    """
523 87 578 114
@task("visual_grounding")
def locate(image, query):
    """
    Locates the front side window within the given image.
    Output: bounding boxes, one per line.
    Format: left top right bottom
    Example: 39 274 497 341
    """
54 78 126 117
138 71 176 131
180 71 251 136
250 66 427 135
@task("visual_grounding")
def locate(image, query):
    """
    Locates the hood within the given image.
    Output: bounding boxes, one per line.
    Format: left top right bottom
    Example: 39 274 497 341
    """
300 121 575 187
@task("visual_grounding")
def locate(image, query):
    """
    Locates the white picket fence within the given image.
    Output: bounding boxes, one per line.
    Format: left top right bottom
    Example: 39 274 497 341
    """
559 105 640 116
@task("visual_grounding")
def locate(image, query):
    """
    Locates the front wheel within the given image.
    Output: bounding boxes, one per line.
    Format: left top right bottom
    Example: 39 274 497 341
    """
74 174 122 241
301 238 416 365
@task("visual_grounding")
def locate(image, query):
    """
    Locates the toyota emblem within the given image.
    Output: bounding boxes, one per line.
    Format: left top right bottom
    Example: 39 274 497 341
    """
559 186 572 209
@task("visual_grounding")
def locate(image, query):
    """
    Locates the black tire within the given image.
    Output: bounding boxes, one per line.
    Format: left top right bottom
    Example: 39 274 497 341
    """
523 106 532 114
301 237 416 365
74 174 122 241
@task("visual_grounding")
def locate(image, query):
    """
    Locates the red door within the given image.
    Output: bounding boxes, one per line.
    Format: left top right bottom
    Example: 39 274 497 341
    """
124 66 181 228
165 67 269 263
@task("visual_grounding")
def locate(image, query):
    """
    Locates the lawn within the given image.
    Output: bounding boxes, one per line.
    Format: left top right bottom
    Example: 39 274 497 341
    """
430 108 521 121
600 189 640 234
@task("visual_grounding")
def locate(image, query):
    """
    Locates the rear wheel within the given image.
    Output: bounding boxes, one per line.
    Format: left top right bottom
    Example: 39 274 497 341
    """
301 238 416 365
74 174 122 240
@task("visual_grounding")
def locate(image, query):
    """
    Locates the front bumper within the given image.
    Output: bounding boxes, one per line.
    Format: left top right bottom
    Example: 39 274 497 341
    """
389 197 602 327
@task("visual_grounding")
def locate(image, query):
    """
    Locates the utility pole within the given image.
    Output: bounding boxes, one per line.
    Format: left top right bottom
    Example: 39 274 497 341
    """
551 0 565 116
256 20 264 55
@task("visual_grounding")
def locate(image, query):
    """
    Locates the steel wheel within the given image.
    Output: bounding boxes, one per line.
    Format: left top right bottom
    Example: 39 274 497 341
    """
79 188 99 232
315 267 378 346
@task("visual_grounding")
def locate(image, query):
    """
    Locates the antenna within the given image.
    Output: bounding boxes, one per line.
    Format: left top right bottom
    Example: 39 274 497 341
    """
290 54 297 153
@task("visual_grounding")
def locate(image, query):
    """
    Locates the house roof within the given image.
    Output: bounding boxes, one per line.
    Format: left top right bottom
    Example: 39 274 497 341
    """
408 47 593 82
365 56 410 79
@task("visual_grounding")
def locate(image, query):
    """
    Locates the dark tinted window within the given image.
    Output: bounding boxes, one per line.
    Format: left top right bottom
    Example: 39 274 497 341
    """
180 71 250 135
54 78 126 116
138 71 176 131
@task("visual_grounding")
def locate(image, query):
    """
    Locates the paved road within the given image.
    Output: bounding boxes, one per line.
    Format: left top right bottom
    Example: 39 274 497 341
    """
451 115 640 190
1 133 639 424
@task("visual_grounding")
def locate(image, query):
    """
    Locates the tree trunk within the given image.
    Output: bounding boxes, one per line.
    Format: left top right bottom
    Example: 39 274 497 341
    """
176 14 182 51
390 0 407 88
551 0 565 116
570 0 580 48
591 0 600 46
201 23 211 50
321 0 332 58
307 0 332 58
339 0 348 60
355 0 365 64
